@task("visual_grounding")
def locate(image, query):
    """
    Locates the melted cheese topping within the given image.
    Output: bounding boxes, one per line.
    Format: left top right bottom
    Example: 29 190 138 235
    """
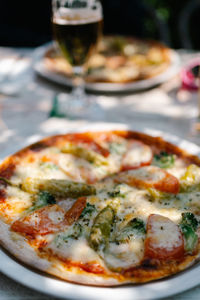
48 237 102 264
13 155 69 183
105 237 144 269
2 134 200 275
48 210 65 224
125 167 165 182
1 186 33 221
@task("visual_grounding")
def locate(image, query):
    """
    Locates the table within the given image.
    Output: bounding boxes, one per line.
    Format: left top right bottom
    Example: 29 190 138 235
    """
0 46 200 299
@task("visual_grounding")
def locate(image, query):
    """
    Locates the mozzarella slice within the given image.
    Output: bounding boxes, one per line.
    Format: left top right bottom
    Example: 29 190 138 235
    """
121 140 152 171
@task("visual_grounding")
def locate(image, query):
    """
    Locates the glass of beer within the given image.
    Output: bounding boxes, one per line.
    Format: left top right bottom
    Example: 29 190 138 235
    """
52 0 103 119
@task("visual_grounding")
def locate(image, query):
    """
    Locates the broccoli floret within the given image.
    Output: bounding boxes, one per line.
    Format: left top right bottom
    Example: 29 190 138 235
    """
181 212 198 231
180 224 198 252
180 212 198 252
153 151 175 169
129 218 146 234
115 218 146 244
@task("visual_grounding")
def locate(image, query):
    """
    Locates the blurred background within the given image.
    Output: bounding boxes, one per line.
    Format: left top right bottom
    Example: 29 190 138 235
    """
0 0 199 49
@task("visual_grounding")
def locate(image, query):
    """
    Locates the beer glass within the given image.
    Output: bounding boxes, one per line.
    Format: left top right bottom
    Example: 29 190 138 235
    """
52 0 103 119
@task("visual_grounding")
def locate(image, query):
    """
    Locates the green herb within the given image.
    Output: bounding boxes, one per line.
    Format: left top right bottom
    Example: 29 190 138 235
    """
107 190 125 198
55 223 82 248
115 218 146 244
153 151 175 169
109 142 126 155
39 162 59 170
80 203 96 218
129 218 146 233
62 224 82 241
107 184 126 199
28 191 56 212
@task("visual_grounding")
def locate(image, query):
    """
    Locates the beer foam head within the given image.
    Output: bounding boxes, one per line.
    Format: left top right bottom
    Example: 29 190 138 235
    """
54 5 102 25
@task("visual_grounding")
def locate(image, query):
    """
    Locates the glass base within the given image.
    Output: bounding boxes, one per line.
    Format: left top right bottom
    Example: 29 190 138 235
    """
49 92 104 120
190 116 200 136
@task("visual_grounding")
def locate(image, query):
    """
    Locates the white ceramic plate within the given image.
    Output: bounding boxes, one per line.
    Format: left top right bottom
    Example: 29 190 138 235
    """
1 123 200 300
33 44 181 92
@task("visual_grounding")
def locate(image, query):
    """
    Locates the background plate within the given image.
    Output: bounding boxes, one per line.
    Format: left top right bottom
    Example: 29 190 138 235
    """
34 44 181 92
1 123 200 300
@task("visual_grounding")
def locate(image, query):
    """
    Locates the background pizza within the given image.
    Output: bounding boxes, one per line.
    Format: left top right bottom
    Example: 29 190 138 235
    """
44 36 171 84
0 131 200 286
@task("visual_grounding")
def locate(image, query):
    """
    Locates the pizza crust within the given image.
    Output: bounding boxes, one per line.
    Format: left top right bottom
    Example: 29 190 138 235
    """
0 219 50 270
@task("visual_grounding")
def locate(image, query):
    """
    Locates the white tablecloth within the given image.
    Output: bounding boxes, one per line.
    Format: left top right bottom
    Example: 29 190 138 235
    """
0 47 200 299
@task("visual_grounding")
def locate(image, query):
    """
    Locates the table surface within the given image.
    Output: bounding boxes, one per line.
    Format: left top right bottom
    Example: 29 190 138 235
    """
0 46 200 299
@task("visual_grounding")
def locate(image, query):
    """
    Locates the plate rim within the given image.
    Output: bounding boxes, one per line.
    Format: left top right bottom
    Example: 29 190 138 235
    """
33 42 181 92
1 123 200 300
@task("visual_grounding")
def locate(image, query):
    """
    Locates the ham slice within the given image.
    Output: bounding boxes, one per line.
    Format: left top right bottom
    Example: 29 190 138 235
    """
11 197 86 237
145 214 184 260
115 166 180 194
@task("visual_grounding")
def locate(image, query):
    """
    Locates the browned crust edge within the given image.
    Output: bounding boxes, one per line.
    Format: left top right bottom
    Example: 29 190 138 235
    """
5 130 200 166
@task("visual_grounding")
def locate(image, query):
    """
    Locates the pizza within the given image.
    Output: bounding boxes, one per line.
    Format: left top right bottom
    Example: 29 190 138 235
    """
1 130 200 286
44 36 171 84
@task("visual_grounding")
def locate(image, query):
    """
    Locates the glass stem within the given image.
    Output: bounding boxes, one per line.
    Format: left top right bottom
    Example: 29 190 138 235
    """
71 66 88 107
